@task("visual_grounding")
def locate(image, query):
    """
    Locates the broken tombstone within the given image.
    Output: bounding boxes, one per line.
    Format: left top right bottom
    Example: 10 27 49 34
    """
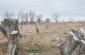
60 28 85 55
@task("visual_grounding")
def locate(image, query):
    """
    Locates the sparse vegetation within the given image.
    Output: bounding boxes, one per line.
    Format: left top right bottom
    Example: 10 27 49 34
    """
18 44 45 53
0 10 85 55
0 0 84 55
0 20 85 55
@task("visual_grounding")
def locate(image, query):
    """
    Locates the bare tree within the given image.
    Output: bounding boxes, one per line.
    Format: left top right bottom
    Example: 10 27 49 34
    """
18 11 28 24
45 18 50 29
53 13 59 23
45 18 50 23
69 18 74 23
18 10 23 30
24 13 29 23
4 11 14 18
20 12 26 23
29 11 36 24
21 13 29 23
18 9 22 22
37 14 43 24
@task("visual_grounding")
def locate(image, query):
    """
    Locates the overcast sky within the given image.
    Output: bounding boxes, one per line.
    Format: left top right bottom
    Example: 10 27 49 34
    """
0 0 85 21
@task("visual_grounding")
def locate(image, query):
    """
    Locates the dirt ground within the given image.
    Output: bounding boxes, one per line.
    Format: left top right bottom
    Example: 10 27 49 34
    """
0 21 85 55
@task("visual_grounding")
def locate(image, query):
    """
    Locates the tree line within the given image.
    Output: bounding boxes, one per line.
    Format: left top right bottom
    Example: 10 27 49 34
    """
4 10 59 24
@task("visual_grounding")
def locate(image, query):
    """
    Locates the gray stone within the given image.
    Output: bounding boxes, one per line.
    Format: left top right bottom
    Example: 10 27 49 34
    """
0 18 19 55
60 28 85 55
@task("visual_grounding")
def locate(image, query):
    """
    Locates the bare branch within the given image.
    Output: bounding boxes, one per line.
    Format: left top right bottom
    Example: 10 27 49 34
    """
29 11 36 24
37 14 43 24
53 13 59 23
4 11 14 18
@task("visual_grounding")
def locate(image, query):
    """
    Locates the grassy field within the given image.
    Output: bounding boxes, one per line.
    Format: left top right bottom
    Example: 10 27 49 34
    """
0 21 85 55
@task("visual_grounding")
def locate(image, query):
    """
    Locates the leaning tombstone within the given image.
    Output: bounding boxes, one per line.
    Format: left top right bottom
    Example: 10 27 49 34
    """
60 28 85 55
0 18 19 55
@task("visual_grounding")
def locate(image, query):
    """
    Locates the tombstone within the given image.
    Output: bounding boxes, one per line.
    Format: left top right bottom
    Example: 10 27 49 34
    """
0 18 19 55
60 28 85 55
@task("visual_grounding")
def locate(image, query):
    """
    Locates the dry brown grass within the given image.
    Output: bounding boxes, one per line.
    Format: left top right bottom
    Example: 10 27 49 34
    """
0 22 85 55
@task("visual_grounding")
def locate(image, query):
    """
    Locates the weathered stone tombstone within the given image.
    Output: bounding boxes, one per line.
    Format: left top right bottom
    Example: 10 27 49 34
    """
0 18 19 55
60 28 85 55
